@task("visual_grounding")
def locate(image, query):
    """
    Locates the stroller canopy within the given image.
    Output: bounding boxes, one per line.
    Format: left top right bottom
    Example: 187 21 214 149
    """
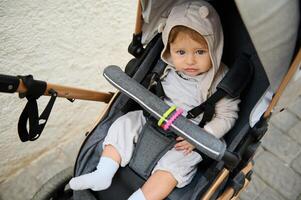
140 0 300 92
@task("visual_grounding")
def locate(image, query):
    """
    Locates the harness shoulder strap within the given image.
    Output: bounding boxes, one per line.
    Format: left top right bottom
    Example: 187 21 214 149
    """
149 59 167 99
187 90 227 127
142 60 167 117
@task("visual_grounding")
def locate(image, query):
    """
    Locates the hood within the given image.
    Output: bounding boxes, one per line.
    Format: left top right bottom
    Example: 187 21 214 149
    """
160 1 224 93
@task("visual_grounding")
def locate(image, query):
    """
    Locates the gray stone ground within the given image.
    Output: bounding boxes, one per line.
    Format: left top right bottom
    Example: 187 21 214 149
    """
0 99 300 200
240 96 301 200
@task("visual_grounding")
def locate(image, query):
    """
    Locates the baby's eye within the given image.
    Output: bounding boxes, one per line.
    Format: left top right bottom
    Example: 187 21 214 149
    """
196 50 206 55
176 50 185 55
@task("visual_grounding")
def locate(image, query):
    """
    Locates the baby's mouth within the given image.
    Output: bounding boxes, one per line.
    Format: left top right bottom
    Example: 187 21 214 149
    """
184 68 198 72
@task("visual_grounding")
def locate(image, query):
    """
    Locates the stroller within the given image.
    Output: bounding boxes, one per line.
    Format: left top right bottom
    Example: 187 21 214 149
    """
0 0 300 199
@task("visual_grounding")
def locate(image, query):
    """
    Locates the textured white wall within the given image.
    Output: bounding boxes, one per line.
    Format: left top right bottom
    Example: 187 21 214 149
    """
0 0 136 197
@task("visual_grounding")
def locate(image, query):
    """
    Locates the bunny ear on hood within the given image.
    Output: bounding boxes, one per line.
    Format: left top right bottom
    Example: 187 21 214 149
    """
161 0 224 89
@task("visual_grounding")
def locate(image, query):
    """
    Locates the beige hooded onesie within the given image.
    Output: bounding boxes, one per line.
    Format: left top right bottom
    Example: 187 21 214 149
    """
103 1 240 188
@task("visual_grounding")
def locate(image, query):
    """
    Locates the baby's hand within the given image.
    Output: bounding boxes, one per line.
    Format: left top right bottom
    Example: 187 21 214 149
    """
174 137 195 155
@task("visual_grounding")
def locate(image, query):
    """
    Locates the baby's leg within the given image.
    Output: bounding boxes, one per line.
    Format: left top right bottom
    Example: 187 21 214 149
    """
69 110 146 191
152 148 202 188
128 148 203 199
128 147 202 200
102 144 121 164
128 170 177 200
102 110 146 167
143 170 177 200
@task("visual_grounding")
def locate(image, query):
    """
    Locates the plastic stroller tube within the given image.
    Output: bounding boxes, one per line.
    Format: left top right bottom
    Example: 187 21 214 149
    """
103 65 227 161
0 74 20 93
222 150 240 169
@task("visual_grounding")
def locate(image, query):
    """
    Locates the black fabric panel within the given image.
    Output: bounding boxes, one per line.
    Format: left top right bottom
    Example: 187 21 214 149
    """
217 53 253 98
129 121 176 179
225 55 269 151
95 166 145 200
95 164 210 200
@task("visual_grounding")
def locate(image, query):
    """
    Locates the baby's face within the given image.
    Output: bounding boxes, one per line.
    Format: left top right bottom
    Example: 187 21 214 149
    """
169 32 212 76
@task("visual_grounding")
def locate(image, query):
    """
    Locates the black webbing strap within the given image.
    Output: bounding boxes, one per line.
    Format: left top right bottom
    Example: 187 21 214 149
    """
143 60 167 118
17 75 57 142
152 75 165 99
149 59 167 99
187 89 227 127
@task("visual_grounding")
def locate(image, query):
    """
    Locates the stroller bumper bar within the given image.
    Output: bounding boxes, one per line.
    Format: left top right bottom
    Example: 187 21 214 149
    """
103 65 240 165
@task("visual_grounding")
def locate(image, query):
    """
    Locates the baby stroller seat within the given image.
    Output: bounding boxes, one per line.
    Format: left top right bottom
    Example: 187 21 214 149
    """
73 1 270 199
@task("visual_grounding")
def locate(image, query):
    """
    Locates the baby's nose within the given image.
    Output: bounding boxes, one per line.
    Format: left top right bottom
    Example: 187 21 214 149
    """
186 54 196 65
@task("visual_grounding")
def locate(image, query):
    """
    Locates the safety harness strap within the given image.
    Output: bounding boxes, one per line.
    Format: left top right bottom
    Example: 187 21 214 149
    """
153 74 165 99
149 59 167 99
187 90 227 127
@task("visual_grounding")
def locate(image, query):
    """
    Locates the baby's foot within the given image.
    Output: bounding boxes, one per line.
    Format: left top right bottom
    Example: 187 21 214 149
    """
69 157 119 191
69 169 113 191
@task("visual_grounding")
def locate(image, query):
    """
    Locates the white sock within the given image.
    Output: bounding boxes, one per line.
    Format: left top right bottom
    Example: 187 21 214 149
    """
69 156 119 191
128 189 146 200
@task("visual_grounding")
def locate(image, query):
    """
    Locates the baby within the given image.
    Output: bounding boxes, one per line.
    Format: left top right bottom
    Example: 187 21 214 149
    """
69 1 240 200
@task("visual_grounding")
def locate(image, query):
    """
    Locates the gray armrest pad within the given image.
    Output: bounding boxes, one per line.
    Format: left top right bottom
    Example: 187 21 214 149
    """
103 65 226 161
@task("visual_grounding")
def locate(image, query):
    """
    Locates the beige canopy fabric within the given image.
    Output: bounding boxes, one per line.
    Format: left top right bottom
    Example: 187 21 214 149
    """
234 0 300 111
235 0 299 90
